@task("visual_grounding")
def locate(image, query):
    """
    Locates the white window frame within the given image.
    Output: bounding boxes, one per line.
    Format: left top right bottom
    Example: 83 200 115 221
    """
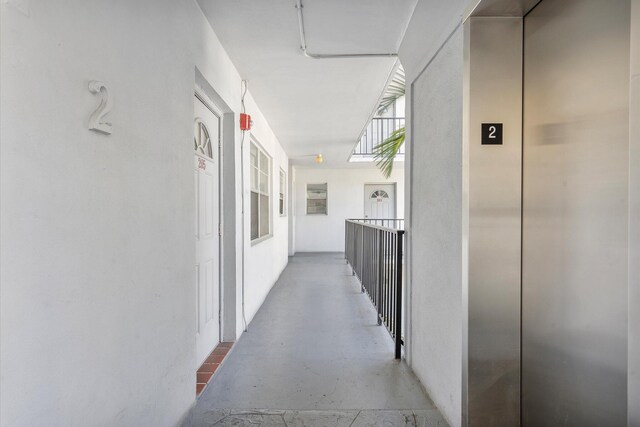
279 168 286 217
306 183 328 215
250 139 272 244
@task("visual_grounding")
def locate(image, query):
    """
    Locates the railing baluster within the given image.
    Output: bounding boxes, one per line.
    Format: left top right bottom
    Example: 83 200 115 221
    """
386 233 390 333
345 219 404 359
395 231 404 359
351 118 406 158
392 234 396 335
360 223 364 290
384 231 388 328
374 230 383 325
388 232 392 334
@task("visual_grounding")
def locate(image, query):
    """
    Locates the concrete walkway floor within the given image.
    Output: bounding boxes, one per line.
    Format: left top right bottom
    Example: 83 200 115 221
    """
185 253 446 426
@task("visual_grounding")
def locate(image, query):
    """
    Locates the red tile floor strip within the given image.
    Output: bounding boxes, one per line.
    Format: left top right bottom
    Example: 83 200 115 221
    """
196 341 234 396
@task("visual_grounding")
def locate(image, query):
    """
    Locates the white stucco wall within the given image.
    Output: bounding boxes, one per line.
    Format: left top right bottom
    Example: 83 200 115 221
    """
293 167 404 253
0 1 287 426
399 0 469 84
242 133 289 329
399 1 469 424
405 27 464 427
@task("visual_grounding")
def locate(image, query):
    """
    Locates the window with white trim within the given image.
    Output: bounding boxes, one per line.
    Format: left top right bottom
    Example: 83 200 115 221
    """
250 141 271 241
279 169 286 216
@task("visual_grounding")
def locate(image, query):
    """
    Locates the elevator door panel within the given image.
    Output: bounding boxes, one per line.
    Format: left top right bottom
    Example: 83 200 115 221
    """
522 0 629 425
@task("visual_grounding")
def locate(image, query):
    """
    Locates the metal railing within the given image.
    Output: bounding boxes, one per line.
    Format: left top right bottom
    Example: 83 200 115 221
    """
352 117 405 156
345 219 404 359
348 218 404 230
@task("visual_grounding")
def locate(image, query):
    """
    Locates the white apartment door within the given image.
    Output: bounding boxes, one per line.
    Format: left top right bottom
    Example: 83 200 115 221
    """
194 94 221 366
364 184 395 219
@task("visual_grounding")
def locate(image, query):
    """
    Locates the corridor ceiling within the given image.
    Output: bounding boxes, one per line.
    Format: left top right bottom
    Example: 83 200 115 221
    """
197 0 416 167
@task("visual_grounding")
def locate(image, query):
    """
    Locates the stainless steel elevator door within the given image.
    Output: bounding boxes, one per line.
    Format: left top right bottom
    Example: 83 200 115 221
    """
522 0 630 425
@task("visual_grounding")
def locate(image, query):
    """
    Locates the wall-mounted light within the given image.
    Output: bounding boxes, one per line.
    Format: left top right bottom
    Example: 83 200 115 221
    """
315 154 323 164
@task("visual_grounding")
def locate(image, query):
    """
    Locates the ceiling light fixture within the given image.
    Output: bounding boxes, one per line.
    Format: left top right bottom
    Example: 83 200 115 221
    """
293 153 324 164
294 0 398 59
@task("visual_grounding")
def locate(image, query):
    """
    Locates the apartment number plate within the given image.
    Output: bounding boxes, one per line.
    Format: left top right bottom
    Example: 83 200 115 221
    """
481 123 503 145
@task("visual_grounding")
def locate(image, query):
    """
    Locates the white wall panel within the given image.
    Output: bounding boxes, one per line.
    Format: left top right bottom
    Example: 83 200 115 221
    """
0 1 288 425
406 26 464 427
294 167 405 253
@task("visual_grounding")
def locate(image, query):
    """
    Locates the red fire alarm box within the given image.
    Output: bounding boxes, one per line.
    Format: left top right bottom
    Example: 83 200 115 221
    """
240 113 251 131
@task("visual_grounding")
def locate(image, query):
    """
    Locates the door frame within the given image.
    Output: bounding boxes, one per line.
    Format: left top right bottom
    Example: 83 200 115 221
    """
363 182 397 218
194 89 224 345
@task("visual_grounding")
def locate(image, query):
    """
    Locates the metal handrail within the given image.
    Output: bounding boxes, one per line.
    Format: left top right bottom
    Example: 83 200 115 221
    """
344 219 404 359
352 117 405 156
348 218 404 230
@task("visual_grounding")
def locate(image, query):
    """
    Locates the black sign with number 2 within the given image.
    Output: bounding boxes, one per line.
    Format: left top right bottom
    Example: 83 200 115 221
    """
482 123 503 145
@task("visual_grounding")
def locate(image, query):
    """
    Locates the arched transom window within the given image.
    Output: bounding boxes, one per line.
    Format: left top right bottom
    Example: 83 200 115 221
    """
194 118 213 158
370 190 389 199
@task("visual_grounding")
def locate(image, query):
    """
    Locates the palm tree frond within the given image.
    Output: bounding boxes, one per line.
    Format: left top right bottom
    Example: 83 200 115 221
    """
369 66 406 177
373 126 405 178
376 68 405 116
